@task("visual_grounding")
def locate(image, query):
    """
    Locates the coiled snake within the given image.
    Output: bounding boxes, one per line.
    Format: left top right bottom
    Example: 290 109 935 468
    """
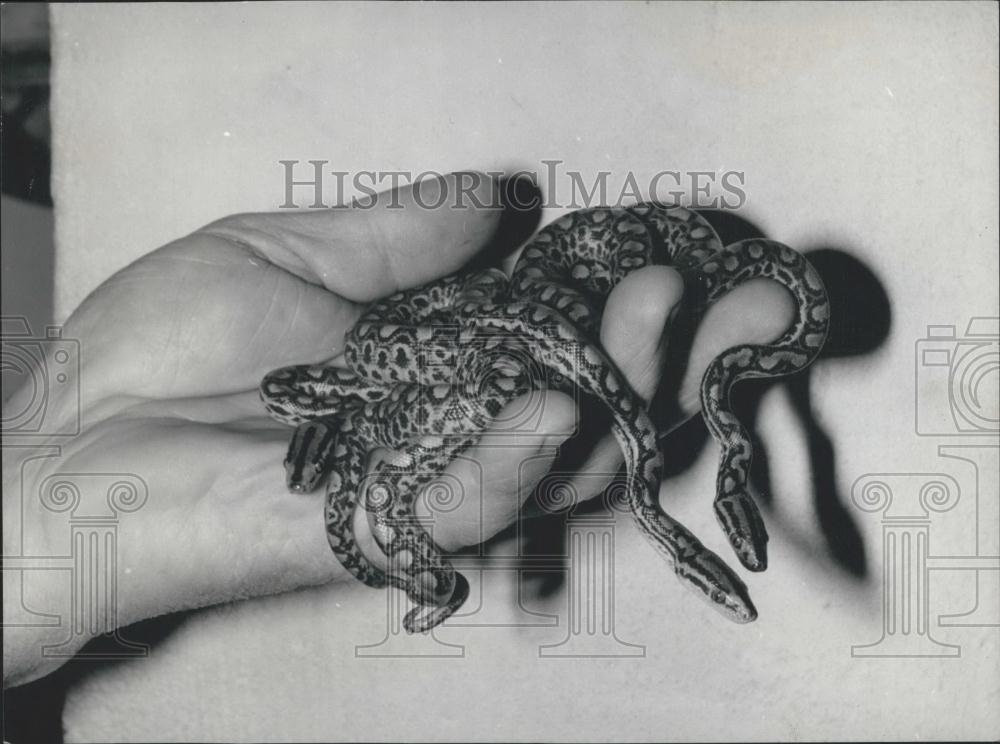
260 204 829 633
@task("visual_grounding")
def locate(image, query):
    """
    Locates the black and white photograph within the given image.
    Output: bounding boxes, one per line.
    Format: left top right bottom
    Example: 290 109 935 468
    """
2 2 998 741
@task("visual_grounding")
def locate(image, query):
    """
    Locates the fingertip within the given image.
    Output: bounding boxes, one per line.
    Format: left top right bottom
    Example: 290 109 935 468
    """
199 171 506 303
678 278 797 415
601 265 684 400
355 171 504 293
604 265 684 334
533 390 579 446
406 171 505 250
701 278 796 350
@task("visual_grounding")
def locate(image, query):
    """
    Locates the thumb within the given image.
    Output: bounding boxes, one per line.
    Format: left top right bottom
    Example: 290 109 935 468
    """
198 171 505 302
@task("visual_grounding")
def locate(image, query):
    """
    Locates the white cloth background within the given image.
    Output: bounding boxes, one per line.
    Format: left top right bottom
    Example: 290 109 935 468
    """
50 3 998 741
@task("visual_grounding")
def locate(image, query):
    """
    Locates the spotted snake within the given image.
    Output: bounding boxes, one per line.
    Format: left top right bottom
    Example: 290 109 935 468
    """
260 204 830 632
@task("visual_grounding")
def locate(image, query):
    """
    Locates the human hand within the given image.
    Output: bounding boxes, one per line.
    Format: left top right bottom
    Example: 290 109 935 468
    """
2 172 792 687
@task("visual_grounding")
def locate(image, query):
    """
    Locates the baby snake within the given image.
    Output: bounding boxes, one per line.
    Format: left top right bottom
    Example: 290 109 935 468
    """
260 204 830 633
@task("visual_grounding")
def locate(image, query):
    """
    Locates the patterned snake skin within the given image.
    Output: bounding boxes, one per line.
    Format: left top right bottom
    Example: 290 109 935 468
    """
260 204 830 633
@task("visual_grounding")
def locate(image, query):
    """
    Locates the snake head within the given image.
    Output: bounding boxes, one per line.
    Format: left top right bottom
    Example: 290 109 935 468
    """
678 549 758 624
404 574 471 634
405 563 458 608
283 419 338 494
714 490 769 572
285 460 323 494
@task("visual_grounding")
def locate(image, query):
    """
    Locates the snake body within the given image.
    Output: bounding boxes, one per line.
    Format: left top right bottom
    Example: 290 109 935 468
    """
260 204 829 632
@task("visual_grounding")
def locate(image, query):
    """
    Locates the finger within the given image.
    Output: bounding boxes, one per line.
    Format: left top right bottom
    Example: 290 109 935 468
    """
37 419 344 630
72 173 505 401
197 171 503 302
407 265 682 544
601 265 685 405
675 278 796 418
545 266 685 500
416 390 578 551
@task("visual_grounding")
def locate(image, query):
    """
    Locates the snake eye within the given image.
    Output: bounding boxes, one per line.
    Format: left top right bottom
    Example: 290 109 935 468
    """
710 589 726 604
